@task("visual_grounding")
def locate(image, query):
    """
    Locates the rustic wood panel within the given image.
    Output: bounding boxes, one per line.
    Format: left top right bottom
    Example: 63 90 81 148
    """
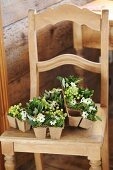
4 20 73 83
8 73 30 105
1 0 63 27
1 0 93 27
0 5 9 170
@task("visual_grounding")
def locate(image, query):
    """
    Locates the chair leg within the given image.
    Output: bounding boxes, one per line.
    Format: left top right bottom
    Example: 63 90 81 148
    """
4 155 15 170
102 124 109 170
34 153 43 170
89 160 101 170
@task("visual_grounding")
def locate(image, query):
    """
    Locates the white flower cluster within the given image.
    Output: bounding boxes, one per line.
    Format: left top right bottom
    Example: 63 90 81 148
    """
80 98 97 119
70 82 77 87
36 113 45 123
70 99 77 105
20 110 27 121
50 101 59 110
50 120 56 126
27 113 45 123
80 97 92 105
82 111 89 119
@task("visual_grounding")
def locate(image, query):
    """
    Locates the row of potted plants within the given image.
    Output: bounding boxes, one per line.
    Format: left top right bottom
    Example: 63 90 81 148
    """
8 88 67 139
7 76 101 139
57 76 101 129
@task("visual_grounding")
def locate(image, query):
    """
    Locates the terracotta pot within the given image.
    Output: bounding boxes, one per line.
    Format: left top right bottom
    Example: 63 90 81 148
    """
79 118 94 129
33 127 47 139
7 115 17 128
16 119 31 132
49 127 63 140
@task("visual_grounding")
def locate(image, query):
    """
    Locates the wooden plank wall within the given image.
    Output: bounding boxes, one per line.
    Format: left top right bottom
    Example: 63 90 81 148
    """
1 0 92 106
0 4 9 170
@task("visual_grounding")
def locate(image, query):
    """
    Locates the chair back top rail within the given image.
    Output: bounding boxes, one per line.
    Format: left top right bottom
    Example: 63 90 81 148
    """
33 4 101 31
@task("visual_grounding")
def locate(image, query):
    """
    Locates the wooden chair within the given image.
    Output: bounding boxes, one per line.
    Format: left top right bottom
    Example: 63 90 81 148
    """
28 4 109 170
0 4 109 170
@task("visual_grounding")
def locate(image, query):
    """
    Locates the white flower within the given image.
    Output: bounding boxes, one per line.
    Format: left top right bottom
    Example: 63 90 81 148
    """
50 120 56 126
80 97 92 105
70 99 76 105
66 83 69 87
37 113 45 123
70 82 76 87
55 116 59 120
89 106 96 112
62 78 65 87
21 111 27 121
82 111 89 119
50 101 58 109
32 117 37 122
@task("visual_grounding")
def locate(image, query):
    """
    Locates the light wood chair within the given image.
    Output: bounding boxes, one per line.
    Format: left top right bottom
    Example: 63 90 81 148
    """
28 4 109 170
0 4 109 170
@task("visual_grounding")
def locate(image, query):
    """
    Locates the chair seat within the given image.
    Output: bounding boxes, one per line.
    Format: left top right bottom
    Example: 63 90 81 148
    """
0 104 106 157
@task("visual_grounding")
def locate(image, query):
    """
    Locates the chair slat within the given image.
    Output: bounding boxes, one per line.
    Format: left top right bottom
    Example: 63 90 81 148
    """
37 54 101 73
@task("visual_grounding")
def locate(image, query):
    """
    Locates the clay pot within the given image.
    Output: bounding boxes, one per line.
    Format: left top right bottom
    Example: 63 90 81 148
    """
33 127 47 139
7 115 17 128
49 127 63 140
16 119 31 132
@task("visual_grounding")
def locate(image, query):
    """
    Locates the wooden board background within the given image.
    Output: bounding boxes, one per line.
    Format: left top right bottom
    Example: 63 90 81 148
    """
0 4 9 170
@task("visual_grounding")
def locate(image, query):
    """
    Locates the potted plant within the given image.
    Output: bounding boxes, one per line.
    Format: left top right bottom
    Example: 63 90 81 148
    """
16 108 31 132
43 88 67 139
27 113 47 139
26 97 49 139
7 103 22 128
46 109 67 139
57 76 101 129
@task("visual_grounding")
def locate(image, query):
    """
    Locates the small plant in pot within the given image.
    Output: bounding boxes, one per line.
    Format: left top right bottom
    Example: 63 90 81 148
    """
43 88 67 139
57 76 101 129
26 97 49 139
7 103 22 128
15 108 31 132
46 109 67 140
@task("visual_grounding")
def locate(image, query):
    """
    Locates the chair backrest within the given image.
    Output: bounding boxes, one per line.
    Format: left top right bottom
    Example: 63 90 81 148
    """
28 4 109 108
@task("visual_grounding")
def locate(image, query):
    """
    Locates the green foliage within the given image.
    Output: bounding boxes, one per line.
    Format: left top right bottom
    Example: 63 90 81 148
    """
58 75 100 122
27 113 48 128
26 88 67 127
8 103 28 121
43 88 64 108
26 97 49 116
8 103 22 118
57 75 82 88
8 75 101 127
45 109 67 127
